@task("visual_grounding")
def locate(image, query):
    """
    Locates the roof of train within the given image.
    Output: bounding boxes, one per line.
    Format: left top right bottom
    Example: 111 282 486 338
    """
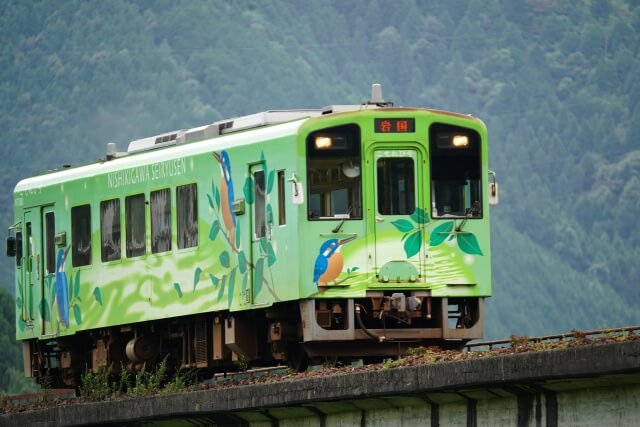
14 105 483 193
14 117 307 192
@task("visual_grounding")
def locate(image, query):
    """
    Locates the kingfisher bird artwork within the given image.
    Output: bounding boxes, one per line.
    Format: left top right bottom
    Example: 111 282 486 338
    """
55 246 71 328
313 236 356 286
213 150 237 247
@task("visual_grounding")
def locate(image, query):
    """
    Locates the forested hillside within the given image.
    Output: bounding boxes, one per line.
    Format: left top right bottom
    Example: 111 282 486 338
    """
1 0 639 393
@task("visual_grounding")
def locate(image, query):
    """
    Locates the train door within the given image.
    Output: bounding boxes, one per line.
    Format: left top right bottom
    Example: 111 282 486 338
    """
249 162 269 306
369 146 426 282
41 207 56 336
22 210 41 327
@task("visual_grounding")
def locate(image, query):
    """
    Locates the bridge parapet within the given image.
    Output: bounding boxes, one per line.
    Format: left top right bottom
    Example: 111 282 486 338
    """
2 341 640 426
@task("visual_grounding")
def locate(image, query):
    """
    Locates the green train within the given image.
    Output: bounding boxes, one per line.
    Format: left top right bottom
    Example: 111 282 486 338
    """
6 85 498 387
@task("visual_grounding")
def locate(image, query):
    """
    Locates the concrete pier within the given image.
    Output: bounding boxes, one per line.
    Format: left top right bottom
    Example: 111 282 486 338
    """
2 341 639 426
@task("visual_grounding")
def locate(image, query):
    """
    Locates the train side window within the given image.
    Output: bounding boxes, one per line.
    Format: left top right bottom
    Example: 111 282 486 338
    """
44 212 56 274
71 205 92 267
151 188 172 253
277 170 286 225
377 157 415 215
429 124 482 218
306 124 362 220
177 184 198 249
125 194 146 258
254 170 266 238
100 199 121 262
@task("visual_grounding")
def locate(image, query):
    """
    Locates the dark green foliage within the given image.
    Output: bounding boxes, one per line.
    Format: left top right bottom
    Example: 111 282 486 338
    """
0 288 37 394
0 1 638 355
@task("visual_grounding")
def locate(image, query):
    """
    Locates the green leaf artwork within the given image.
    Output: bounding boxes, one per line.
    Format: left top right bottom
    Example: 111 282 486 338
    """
257 236 276 267
267 170 275 194
210 274 219 288
173 283 183 298
235 221 241 248
207 194 214 209
411 207 429 224
217 275 227 302
214 186 221 210
209 220 220 240
391 219 414 233
243 176 254 204
73 270 81 300
193 267 203 291
266 203 273 224
266 244 277 267
430 221 454 246
253 257 264 298
259 236 269 253
73 304 82 325
238 251 248 274
93 287 103 306
457 232 484 256
227 268 237 308
219 251 230 268
403 230 422 258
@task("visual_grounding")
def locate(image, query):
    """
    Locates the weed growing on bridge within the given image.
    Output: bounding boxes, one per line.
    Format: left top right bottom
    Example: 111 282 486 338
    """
78 357 199 400
406 346 440 364
509 335 531 349
128 358 169 397
382 358 404 369
162 368 198 394
79 366 111 399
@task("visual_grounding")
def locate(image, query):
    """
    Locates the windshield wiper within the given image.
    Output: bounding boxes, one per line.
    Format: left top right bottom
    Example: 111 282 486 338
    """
332 205 353 233
455 200 480 232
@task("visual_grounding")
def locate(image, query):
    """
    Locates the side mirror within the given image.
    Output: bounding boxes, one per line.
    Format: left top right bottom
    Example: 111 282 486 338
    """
6 236 16 257
489 171 499 205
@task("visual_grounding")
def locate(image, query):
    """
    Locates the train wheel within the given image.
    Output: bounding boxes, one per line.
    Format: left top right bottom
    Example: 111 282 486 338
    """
286 343 309 372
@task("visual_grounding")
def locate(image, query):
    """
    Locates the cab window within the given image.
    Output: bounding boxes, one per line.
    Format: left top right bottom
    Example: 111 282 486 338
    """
430 124 482 218
306 124 362 220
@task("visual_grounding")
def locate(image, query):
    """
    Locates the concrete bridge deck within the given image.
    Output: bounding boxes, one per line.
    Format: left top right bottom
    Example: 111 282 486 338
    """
2 340 640 426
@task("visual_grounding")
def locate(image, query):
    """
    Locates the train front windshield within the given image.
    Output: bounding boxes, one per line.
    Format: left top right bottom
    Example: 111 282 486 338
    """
429 124 482 218
306 124 362 220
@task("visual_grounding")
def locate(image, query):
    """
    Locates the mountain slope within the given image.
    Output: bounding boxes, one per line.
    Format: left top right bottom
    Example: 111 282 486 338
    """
1 0 638 345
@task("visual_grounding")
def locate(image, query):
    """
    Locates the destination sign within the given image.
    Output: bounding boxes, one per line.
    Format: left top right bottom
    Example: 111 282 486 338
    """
374 118 415 133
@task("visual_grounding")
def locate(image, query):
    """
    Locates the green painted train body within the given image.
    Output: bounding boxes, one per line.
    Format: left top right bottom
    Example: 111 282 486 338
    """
9 95 495 386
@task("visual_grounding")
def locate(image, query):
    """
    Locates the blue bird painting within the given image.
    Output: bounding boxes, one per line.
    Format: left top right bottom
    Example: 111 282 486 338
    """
213 151 237 247
313 236 356 286
55 246 71 328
